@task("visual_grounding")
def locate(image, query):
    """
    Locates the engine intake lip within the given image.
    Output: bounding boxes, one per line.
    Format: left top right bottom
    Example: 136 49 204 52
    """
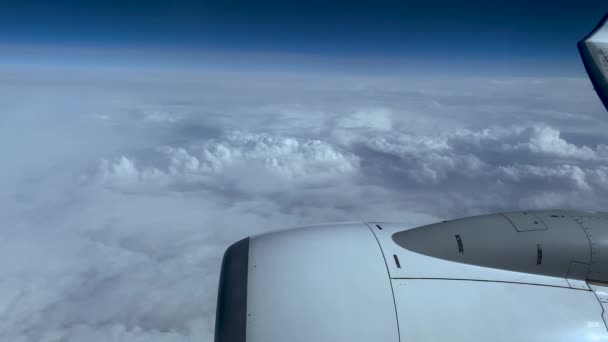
215 237 250 342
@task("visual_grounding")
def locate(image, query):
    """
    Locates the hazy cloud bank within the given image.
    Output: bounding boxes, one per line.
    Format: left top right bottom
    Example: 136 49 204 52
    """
0 67 606 341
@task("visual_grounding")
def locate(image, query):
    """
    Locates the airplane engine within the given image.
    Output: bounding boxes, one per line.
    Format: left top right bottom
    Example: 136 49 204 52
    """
215 211 608 342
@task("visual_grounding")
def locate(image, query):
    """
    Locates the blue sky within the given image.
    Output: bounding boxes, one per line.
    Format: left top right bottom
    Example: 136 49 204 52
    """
1 0 607 74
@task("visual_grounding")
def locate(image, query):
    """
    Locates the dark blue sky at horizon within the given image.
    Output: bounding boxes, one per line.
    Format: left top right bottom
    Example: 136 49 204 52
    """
1 0 607 74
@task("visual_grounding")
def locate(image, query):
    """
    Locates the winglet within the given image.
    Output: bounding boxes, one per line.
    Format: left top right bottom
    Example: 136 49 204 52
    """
578 11 608 111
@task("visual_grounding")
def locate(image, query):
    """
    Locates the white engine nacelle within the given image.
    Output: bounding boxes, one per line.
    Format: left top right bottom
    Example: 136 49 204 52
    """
215 211 608 342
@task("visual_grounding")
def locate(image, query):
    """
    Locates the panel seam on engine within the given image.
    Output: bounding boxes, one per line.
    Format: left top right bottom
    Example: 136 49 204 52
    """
570 216 594 280
390 277 593 291
365 223 401 342
591 287 608 331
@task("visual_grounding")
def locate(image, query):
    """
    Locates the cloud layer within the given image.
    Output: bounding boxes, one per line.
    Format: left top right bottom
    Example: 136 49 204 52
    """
1 67 607 341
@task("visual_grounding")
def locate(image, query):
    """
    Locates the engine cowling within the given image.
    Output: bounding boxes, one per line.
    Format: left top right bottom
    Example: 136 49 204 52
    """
215 211 608 342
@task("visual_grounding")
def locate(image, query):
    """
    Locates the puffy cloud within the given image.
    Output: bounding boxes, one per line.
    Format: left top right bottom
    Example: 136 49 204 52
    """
2 67 608 341
498 164 590 190
345 123 608 188
526 126 596 160
95 132 359 194
97 157 170 191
